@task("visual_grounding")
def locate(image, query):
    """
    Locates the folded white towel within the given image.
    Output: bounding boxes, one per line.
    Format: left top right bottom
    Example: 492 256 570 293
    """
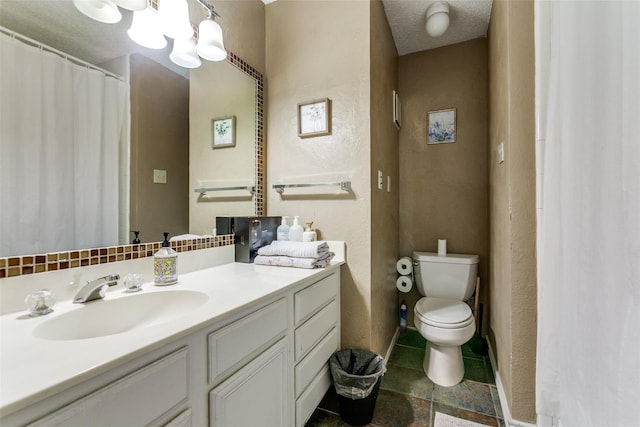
254 251 335 269
257 240 330 258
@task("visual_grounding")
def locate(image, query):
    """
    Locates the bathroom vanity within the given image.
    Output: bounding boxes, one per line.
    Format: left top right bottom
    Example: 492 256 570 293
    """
0 258 342 427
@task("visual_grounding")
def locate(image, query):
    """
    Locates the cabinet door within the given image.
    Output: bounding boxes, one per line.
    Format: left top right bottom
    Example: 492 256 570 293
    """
209 338 289 427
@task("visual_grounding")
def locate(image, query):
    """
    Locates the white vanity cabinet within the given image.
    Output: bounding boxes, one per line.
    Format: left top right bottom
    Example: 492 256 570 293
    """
292 271 340 427
1 265 341 427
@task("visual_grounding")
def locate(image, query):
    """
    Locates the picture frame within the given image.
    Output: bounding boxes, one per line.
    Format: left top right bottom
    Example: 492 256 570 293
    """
298 98 331 138
211 116 236 148
427 108 456 145
393 90 401 129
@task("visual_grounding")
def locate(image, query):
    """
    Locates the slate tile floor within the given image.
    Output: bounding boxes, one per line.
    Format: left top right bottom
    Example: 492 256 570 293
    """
305 329 504 427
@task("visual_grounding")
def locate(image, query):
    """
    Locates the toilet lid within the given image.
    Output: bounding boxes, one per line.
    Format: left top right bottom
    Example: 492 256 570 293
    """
415 297 473 328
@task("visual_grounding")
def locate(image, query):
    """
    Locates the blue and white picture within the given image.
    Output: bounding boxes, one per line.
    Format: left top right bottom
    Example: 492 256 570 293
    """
427 108 456 144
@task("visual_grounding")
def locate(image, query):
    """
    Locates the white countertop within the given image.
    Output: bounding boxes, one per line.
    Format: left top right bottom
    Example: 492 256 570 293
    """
0 260 343 417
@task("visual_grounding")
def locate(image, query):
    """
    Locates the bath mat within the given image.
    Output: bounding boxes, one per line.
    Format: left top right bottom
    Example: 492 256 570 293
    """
434 411 491 427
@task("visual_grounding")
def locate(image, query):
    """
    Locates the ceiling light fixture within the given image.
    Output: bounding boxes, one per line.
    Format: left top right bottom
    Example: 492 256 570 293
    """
425 1 450 38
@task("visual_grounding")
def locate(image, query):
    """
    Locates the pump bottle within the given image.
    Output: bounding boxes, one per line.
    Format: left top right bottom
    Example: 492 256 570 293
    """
288 216 304 242
277 216 290 241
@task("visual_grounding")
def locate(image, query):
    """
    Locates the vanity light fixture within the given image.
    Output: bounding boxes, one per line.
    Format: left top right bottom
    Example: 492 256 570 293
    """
127 6 167 50
425 1 450 38
170 37 202 68
196 13 227 62
73 0 227 68
159 0 193 40
72 0 122 24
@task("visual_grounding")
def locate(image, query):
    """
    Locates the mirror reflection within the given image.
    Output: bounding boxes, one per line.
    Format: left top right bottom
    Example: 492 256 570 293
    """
0 1 260 257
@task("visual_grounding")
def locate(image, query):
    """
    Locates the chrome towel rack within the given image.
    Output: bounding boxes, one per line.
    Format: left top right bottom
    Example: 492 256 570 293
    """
194 186 255 195
272 181 351 194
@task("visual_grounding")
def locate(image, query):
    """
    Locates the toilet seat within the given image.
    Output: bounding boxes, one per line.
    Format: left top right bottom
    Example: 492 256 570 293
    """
415 297 473 329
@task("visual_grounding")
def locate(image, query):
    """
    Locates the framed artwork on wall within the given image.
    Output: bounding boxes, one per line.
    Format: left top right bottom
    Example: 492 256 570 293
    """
393 90 401 129
427 108 456 144
211 116 236 148
298 98 331 138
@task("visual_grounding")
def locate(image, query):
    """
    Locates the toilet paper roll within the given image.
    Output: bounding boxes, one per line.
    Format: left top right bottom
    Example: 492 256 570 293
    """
396 257 413 275
396 276 413 293
438 239 447 256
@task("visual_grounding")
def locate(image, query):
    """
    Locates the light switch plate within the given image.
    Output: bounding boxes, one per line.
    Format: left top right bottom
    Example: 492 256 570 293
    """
153 169 167 184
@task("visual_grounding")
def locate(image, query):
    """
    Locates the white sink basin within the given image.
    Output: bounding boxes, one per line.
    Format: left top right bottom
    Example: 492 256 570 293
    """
33 290 209 341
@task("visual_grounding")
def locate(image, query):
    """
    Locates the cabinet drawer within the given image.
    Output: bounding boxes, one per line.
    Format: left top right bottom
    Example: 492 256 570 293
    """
30 348 188 427
295 327 338 397
294 272 338 326
295 299 337 361
295 364 332 427
208 298 287 384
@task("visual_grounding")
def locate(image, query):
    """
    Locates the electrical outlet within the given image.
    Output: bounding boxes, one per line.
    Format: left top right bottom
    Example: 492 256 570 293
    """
153 169 167 184
377 170 383 190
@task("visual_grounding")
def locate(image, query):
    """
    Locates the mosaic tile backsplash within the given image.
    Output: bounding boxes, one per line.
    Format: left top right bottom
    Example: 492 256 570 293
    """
0 235 235 279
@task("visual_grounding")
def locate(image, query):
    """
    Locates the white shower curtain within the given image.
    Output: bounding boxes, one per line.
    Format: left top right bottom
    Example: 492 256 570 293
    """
536 1 640 426
0 32 127 256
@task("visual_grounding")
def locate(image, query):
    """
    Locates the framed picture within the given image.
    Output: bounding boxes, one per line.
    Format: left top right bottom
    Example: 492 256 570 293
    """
427 108 456 144
298 98 331 138
211 116 236 148
393 90 401 129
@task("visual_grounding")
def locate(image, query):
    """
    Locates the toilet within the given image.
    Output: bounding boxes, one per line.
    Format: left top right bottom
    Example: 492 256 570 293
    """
412 251 479 387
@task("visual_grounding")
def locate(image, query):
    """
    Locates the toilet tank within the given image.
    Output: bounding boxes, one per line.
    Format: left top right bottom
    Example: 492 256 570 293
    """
412 251 479 301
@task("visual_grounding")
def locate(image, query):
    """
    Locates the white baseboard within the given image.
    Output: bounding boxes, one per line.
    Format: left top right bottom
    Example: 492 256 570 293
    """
486 338 537 427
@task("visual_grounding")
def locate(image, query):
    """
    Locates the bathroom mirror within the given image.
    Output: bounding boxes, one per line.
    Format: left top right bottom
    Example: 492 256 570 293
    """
0 1 263 257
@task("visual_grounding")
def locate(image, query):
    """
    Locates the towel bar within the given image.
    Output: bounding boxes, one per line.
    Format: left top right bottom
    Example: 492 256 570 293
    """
272 181 351 194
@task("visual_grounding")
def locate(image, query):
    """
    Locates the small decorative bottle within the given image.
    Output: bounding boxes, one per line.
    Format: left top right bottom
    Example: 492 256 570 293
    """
303 221 317 242
154 232 178 285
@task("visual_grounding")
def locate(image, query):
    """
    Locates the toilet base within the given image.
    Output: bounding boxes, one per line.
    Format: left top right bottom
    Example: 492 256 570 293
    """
423 342 464 387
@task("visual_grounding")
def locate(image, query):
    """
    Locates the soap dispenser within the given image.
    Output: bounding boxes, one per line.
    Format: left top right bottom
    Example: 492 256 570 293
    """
277 216 290 241
154 232 178 285
289 216 303 242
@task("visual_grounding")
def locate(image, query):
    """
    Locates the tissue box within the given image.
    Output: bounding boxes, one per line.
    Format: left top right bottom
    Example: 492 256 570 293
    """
233 216 281 263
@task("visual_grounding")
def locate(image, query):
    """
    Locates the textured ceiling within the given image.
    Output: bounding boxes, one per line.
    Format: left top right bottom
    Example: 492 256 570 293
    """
0 0 493 75
382 0 493 56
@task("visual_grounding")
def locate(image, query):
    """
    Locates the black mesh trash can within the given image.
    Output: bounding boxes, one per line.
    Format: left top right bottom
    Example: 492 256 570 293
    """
329 349 386 426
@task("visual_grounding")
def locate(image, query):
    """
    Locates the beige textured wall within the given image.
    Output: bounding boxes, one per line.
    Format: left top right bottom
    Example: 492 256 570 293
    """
189 61 256 235
129 54 189 243
214 0 265 74
370 0 400 355
398 39 489 328
488 0 537 422
266 0 374 351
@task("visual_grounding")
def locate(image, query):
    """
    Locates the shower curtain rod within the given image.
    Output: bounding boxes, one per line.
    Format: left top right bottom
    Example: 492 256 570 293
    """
0 26 124 82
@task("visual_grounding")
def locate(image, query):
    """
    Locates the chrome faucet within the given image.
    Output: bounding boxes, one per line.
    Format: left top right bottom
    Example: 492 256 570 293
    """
74 274 120 303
